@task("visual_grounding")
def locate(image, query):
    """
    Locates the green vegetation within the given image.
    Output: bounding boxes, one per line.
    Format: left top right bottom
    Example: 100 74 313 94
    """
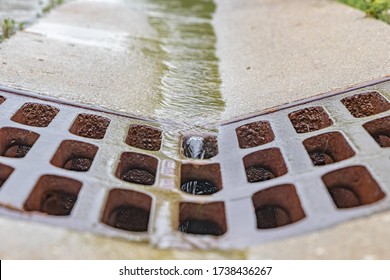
0 18 16 42
339 0 390 23
43 0 64 13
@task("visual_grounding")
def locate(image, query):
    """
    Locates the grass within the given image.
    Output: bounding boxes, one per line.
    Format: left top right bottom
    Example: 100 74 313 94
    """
43 0 64 13
339 0 390 23
0 18 16 42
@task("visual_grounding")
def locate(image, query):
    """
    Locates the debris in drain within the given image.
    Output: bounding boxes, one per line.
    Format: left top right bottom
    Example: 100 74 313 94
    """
236 121 274 148
40 190 77 216
110 206 149 232
63 158 92 172
309 151 334 166
121 168 155 185
126 124 162 151
180 180 218 195
246 166 275 182
179 219 223 236
69 113 110 139
329 186 361 208
341 91 390 118
3 144 31 158
11 103 59 127
182 135 218 159
255 205 291 229
288 106 333 133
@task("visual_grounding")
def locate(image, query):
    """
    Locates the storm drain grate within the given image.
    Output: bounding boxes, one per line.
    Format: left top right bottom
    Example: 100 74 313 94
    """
0 79 389 250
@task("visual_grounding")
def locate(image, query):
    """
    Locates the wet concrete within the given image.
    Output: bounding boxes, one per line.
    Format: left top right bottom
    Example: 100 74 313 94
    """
0 0 389 259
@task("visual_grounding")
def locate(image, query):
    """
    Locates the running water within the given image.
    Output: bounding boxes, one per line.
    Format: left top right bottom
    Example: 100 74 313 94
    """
134 0 225 159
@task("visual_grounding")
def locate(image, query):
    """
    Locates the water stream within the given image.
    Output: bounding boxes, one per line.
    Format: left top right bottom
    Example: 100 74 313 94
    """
134 0 226 159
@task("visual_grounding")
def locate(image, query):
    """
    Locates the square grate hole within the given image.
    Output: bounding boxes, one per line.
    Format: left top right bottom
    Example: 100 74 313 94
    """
288 106 333 133
24 175 82 216
126 124 162 151
0 96 5 105
0 127 39 158
236 121 275 148
0 163 14 188
102 189 152 232
180 163 222 195
303 131 355 166
243 148 288 183
11 103 59 127
341 91 390 118
181 134 218 159
69 113 110 139
115 152 158 185
252 184 305 229
179 201 227 236
51 140 98 172
322 166 385 209
363 116 390 148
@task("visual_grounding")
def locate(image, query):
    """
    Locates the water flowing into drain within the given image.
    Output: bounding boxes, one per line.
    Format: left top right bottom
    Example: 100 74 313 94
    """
135 0 225 159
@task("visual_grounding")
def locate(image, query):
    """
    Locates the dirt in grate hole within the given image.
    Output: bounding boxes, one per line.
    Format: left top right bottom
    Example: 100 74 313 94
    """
288 106 333 133
122 169 155 185
102 189 151 232
69 113 110 139
341 91 390 118
0 96 5 105
11 103 59 127
116 152 158 185
243 148 287 183
180 163 222 195
179 202 227 236
182 135 218 159
252 184 305 229
0 127 39 158
51 140 98 172
363 116 390 148
24 175 82 216
40 190 78 216
322 166 385 209
126 124 162 151
303 132 355 166
0 163 14 188
236 121 274 148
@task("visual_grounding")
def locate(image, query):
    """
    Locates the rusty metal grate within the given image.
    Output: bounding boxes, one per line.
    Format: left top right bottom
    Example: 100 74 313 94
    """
0 78 389 250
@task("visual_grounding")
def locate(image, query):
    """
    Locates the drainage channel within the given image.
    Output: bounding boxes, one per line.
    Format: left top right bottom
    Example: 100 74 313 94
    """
0 78 389 249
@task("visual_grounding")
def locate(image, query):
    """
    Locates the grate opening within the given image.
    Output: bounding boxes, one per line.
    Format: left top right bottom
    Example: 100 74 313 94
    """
115 152 158 185
322 166 385 209
126 124 162 151
69 113 110 139
0 163 14 188
102 189 151 232
0 96 5 105
363 116 390 148
11 103 59 127
24 175 82 216
341 91 390 118
181 134 218 159
252 184 305 229
288 106 333 133
243 148 288 183
180 163 222 195
179 202 226 236
303 131 355 166
50 140 98 172
236 121 275 148
0 127 39 158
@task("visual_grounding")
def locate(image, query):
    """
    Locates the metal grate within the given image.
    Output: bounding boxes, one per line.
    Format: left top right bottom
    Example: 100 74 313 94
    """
0 78 389 249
